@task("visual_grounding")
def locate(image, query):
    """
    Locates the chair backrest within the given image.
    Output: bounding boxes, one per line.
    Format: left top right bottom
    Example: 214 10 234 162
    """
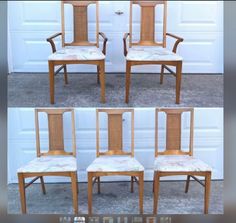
61 1 99 47
96 109 134 157
129 1 167 47
35 108 76 157
155 108 194 157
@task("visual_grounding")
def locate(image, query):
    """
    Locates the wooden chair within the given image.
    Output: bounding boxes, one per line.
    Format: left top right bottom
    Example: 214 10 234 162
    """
123 1 184 104
153 108 212 214
47 1 108 104
17 108 78 214
87 109 144 214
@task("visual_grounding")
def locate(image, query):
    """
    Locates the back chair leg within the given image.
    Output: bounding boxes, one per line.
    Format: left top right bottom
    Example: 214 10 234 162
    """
18 173 26 214
125 61 131 103
63 65 68 85
160 65 165 84
39 176 46 195
153 171 160 214
139 172 144 214
204 172 211 214
131 176 134 193
185 175 191 193
97 65 100 84
71 172 78 215
88 173 93 215
97 177 101 194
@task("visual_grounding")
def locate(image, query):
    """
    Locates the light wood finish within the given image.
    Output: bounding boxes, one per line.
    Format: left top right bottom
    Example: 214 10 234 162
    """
47 1 108 104
153 108 212 214
18 108 78 214
124 1 184 104
88 109 143 214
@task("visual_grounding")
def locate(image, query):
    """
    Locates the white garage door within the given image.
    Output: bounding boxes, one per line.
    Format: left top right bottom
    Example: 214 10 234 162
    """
8 1 223 73
8 108 223 183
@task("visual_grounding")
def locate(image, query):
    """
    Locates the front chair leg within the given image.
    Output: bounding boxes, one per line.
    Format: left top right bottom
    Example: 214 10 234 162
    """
99 60 106 103
39 176 46 195
97 65 100 85
153 171 160 214
185 175 191 193
139 172 144 214
18 173 26 214
176 61 182 104
88 173 93 215
71 172 78 215
125 61 131 103
204 172 211 214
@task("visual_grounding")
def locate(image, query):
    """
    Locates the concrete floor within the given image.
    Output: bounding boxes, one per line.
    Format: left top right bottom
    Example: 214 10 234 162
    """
8 73 223 107
8 181 223 214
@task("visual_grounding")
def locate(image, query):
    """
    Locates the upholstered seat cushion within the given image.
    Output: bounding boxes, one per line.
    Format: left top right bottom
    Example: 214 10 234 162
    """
87 156 144 172
48 46 105 61
126 46 182 61
17 156 77 173
154 155 212 172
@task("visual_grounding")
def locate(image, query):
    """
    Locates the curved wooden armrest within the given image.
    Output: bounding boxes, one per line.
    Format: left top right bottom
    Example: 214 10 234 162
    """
123 33 130 56
166 33 184 53
46 32 62 53
99 32 108 55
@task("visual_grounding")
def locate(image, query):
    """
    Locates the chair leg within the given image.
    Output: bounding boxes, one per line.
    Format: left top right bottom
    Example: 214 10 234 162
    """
204 172 211 214
88 172 93 215
125 61 131 103
99 60 106 103
18 173 26 214
97 177 101 194
160 65 165 84
185 175 191 193
152 174 155 193
131 176 134 193
39 176 46 195
63 65 68 85
139 172 144 214
71 172 78 215
176 61 182 104
48 61 55 104
153 171 160 214
97 65 100 84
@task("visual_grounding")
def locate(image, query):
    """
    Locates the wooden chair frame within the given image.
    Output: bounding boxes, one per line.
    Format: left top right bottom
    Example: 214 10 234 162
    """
18 108 78 214
153 108 212 214
123 1 184 104
47 1 108 104
87 109 144 214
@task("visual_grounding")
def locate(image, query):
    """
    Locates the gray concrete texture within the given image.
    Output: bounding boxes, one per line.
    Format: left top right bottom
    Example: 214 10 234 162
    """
8 73 223 107
8 181 223 214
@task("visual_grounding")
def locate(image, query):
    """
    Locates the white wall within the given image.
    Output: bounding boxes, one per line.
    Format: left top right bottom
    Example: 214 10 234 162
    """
8 1 223 73
8 108 223 183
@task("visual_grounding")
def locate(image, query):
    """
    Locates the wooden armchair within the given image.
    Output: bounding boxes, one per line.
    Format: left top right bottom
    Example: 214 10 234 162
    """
47 1 108 104
153 108 212 214
86 109 144 214
17 108 78 214
123 1 184 104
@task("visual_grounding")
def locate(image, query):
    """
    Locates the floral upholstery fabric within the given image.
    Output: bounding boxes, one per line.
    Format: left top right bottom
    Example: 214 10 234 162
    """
87 156 144 172
17 156 77 173
48 46 105 61
126 46 182 61
154 155 212 172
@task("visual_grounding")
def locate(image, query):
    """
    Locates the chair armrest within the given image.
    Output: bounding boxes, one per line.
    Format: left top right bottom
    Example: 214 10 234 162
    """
46 32 62 53
123 33 130 56
166 33 184 53
99 32 108 55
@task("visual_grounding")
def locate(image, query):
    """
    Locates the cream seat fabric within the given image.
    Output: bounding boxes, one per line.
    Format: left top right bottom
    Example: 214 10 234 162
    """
17 156 77 173
87 156 144 172
48 46 105 61
126 46 183 61
154 155 212 172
